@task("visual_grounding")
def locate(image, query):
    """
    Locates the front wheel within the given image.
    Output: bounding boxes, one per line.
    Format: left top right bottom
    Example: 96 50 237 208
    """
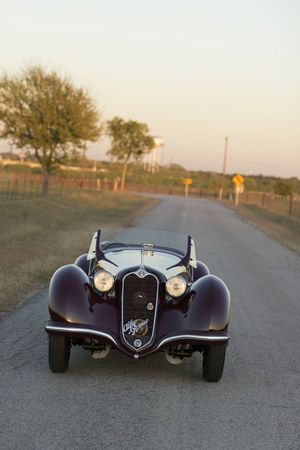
202 344 226 382
49 335 71 373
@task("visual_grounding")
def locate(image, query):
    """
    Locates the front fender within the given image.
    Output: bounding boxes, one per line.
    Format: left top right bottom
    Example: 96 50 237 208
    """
74 254 90 274
49 264 91 322
48 264 120 334
156 274 230 339
187 275 230 330
193 261 210 280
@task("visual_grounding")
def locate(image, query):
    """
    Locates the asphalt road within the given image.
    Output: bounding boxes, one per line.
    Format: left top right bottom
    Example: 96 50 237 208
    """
0 196 299 450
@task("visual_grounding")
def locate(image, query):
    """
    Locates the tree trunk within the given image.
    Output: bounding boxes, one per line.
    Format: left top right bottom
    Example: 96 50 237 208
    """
121 160 128 191
42 167 49 197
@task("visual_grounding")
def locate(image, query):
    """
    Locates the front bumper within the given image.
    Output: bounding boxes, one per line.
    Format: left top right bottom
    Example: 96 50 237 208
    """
45 321 230 357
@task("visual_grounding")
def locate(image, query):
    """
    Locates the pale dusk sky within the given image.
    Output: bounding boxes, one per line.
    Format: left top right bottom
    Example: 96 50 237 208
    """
1 0 299 178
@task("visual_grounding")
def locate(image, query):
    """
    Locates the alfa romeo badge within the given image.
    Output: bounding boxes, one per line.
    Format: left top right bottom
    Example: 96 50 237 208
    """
134 339 142 348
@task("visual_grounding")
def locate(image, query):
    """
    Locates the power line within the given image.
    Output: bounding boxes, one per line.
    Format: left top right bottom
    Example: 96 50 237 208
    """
228 158 299 173
165 153 299 173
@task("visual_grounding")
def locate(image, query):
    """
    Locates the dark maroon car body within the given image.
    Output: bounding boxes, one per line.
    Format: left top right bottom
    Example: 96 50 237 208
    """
45 228 231 381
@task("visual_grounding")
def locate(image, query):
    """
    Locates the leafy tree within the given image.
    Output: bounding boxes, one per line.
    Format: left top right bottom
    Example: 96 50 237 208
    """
273 179 293 198
106 117 154 190
0 65 103 196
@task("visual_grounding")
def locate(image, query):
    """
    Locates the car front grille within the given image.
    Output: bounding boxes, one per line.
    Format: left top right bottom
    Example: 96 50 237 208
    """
122 272 158 350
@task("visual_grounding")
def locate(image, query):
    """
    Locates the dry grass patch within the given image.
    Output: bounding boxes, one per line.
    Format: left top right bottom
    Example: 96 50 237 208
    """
222 200 300 256
0 190 158 315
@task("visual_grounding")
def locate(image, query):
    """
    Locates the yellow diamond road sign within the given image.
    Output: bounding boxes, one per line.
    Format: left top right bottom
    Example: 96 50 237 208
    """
183 178 192 185
232 174 244 186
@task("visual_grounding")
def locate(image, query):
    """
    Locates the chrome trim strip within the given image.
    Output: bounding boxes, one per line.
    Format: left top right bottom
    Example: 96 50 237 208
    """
45 325 118 346
157 334 229 349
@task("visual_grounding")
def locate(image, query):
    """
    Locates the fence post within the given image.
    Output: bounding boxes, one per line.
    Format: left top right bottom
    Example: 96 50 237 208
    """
22 178 26 198
6 178 11 199
11 177 18 200
289 197 293 218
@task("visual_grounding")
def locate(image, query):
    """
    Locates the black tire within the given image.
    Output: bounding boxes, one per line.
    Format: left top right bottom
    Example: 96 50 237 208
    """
202 344 226 382
49 335 71 373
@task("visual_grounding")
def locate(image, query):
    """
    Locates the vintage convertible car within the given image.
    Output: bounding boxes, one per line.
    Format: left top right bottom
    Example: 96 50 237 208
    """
45 228 231 382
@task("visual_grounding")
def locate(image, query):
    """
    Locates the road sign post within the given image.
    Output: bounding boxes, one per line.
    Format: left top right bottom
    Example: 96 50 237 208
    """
183 178 192 197
232 174 244 206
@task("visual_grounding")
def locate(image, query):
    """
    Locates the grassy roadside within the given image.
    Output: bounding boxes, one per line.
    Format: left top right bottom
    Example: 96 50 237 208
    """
2 191 299 317
0 191 159 316
221 200 300 257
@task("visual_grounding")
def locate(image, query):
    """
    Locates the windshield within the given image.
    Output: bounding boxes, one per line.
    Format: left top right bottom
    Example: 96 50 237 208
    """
102 228 187 252
87 227 197 267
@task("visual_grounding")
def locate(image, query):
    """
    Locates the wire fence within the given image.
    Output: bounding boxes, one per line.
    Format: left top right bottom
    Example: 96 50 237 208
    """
238 191 300 221
0 174 118 200
1 174 299 222
125 182 221 199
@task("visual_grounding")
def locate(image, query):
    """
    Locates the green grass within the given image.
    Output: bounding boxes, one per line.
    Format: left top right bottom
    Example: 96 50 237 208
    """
0 190 158 315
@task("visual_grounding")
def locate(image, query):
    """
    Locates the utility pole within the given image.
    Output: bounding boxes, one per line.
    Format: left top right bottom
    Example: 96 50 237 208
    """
219 137 228 200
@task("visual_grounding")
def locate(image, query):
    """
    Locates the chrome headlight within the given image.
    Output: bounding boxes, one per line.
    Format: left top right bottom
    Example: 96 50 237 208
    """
166 276 187 298
94 271 114 292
